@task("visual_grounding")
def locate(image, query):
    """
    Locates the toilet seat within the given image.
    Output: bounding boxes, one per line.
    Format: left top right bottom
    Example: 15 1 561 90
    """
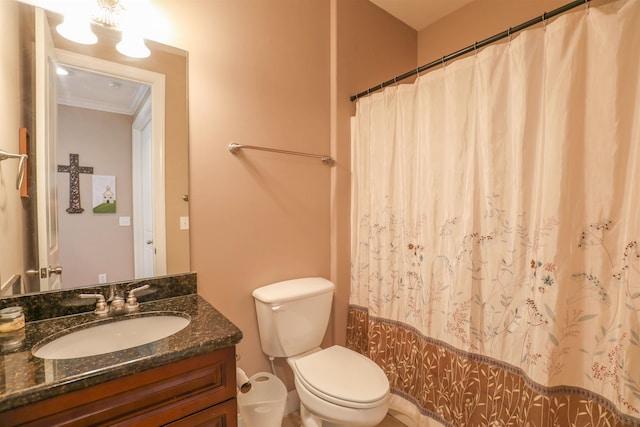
292 345 389 409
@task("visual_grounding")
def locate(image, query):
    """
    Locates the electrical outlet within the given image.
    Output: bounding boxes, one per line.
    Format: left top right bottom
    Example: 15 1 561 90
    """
98 273 107 283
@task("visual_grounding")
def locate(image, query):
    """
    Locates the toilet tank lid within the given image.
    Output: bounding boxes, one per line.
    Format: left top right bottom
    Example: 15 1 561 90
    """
252 277 335 304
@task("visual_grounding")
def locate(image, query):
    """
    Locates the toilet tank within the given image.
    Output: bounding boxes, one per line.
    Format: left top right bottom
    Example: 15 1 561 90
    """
252 277 335 358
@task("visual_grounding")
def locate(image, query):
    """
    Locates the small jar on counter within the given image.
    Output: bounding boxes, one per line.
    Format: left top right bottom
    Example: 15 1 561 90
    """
0 306 25 333
0 328 25 352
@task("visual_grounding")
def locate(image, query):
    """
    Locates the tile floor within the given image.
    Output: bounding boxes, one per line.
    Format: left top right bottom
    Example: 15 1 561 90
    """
282 412 407 427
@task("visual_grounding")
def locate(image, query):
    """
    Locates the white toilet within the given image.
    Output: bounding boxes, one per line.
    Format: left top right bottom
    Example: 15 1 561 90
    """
252 277 390 427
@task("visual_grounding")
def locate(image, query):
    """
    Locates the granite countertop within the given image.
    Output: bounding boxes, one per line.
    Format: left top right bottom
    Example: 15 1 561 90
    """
0 274 243 413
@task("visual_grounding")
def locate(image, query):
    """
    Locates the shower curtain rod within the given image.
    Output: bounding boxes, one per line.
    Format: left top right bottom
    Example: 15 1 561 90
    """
350 0 591 102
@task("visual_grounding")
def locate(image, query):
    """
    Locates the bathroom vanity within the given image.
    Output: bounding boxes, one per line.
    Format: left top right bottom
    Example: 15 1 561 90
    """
0 273 243 426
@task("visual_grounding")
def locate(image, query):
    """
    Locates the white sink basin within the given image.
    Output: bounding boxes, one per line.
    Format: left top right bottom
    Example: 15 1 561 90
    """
33 314 190 360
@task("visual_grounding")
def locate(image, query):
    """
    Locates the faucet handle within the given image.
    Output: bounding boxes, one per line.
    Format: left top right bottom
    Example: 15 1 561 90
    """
79 293 108 316
126 284 150 312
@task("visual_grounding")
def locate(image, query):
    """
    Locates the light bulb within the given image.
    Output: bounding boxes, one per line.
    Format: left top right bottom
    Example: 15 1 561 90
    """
116 31 151 59
56 16 97 45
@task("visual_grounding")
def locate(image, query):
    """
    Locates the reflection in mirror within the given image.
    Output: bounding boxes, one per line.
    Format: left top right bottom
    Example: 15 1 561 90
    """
54 54 161 289
0 1 190 296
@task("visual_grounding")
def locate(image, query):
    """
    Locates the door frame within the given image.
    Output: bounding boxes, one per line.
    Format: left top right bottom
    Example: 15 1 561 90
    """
35 7 61 291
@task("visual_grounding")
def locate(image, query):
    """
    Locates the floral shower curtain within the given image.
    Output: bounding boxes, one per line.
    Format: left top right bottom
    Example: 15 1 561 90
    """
347 1 640 425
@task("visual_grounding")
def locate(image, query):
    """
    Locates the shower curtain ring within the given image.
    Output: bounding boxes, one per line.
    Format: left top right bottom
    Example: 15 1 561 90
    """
441 56 446 68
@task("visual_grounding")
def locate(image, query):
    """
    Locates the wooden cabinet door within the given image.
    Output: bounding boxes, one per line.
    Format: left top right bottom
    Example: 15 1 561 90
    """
1 347 237 427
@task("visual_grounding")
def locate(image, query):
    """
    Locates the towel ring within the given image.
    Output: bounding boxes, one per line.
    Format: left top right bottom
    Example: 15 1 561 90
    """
0 150 28 190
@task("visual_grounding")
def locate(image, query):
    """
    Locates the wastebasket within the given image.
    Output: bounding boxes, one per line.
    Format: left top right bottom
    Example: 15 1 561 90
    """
237 372 287 427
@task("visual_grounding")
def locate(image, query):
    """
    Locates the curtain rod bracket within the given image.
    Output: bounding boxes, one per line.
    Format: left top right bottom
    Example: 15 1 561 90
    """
228 143 242 154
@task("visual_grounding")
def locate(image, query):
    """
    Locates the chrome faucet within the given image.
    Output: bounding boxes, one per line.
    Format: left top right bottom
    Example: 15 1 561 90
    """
125 284 150 313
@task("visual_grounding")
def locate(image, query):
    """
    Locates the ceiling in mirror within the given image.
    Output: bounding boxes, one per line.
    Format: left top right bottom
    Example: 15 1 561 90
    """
56 65 150 115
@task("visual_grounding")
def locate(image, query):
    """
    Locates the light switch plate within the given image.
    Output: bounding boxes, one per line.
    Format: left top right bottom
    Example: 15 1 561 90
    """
119 216 131 226
180 216 189 230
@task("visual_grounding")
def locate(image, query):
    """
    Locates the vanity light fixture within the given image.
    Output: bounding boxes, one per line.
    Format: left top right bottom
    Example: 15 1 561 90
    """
94 0 124 27
56 0 151 59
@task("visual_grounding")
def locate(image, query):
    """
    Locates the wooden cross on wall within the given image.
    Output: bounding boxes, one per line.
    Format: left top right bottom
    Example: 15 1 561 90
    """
58 153 93 214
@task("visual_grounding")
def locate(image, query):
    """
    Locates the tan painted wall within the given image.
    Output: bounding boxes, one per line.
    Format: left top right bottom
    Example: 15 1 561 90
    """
154 0 332 382
151 0 416 388
0 1 26 295
56 105 134 288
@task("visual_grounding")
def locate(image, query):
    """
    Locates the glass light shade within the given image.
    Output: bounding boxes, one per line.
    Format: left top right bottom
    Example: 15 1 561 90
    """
116 31 151 59
56 17 97 45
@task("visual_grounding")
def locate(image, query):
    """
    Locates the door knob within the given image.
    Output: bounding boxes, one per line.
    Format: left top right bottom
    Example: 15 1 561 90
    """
146 240 153 245
48 266 63 275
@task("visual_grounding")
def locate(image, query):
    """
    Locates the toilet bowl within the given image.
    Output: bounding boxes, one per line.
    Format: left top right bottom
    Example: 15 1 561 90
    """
289 346 389 427
252 278 390 427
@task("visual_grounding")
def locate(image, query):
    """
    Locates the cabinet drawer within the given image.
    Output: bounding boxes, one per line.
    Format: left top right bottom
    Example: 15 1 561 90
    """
164 398 237 427
2 346 236 426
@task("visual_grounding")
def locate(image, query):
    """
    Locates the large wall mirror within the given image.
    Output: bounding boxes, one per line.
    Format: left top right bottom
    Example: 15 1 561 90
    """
0 1 190 296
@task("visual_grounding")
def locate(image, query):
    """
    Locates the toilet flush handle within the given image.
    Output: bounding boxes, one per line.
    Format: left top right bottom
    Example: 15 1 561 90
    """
271 304 285 312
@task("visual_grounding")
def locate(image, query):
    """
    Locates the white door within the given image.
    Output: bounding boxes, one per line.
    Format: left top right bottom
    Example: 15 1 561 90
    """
132 96 156 278
35 7 62 291
141 119 154 276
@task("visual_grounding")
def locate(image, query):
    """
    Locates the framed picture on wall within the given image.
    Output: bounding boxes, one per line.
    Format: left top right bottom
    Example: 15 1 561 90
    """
92 175 116 213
